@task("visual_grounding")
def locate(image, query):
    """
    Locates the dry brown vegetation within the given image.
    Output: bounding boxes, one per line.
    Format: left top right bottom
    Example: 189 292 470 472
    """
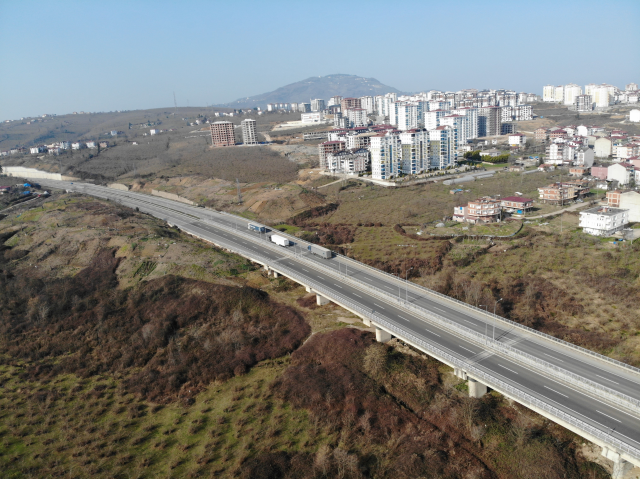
0 193 617 478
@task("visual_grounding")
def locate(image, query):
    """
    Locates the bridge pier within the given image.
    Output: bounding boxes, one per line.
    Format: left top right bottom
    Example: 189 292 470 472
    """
272 271 279 278
305 286 312 293
316 294 331 306
602 447 634 479
375 327 392 343
362 318 371 327
468 378 488 398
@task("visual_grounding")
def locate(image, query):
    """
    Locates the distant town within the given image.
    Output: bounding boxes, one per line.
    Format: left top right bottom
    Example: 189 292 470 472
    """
3 81 640 239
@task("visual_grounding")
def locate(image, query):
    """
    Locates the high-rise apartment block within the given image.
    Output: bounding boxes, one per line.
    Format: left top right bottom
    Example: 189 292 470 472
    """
311 99 325 112
574 95 593 112
318 141 346 169
429 126 457 169
241 119 257 145
210 121 235 147
345 108 367 128
478 106 501 137
341 97 362 112
563 84 582 105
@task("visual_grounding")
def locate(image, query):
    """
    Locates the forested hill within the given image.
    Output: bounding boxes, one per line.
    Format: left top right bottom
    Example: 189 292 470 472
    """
217 74 402 109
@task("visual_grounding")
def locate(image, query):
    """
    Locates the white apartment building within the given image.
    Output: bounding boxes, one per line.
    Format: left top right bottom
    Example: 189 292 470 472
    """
301 112 324 124
360 96 375 115
326 148 369 174
508 133 527 146
241 119 258 145
554 85 564 103
370 132 402 180
424 110 448 131
399 129 429 175
328 96 343 107
310 99 325 112
396 103 419 130
630 109 640 122
563 84 582 105
592 87 612 108
345 108 367 128
626 83 639 91
440 115 469 148
608 163 632 185
579 206 629 236
452 108 478 140
429 125 457 169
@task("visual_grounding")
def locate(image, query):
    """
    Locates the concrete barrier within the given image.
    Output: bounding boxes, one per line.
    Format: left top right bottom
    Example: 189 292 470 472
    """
151 189 195 205
108 183 130 191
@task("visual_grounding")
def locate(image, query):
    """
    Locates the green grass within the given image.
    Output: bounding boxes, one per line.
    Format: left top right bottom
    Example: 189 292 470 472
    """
273 224 300 234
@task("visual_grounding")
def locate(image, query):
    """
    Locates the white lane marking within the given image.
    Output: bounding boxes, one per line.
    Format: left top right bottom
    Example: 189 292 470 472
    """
433 307 446 313
333 284 342 289
383 286 395 290
426 329 441 337
458 345 475 354
302 268 309 272
596 410 622 423
596 374 619 385
544 386 568 398
463 319 475 325
498 364 519 375
397 315 409 321
353 293 362 298
373 303 385 309
544 353 564 362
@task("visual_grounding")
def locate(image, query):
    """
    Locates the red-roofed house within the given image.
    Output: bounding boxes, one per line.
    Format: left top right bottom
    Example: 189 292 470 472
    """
500 196 533 216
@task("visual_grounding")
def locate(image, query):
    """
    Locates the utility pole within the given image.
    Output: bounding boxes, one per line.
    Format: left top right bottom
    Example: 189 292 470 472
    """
236 178 242 204
173 92 178 115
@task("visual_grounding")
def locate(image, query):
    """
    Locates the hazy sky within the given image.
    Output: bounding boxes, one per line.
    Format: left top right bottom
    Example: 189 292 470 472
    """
1 0 639 120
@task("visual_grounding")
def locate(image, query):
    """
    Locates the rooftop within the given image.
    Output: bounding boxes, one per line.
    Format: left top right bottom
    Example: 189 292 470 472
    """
581 206 628 217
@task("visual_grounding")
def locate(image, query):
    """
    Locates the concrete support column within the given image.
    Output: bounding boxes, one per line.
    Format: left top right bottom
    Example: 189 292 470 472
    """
375 327 392 343
468 378 488 398
316 294 330 306
602 448 633 479
305 286 312 293
272 271 279 278
362 318 371 327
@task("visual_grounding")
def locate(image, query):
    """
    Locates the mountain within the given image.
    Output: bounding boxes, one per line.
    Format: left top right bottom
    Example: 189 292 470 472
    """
217 74 402 109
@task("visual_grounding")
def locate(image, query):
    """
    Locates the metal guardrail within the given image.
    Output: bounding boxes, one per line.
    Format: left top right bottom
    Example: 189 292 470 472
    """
176 225 640 463
40 182 640 461
196 212 640 413
44 182 640 410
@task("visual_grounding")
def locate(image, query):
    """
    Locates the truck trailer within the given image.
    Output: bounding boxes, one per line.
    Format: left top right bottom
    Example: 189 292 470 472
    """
248 223 266 233
307 244 332 259
269 234 291 247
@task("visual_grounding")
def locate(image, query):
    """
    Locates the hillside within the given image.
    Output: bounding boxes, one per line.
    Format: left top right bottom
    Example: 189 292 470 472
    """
217 74 402 109
0 192 615 478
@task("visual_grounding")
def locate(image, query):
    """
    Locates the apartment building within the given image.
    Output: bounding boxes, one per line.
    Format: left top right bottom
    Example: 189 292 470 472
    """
310 99 325 112
607 190 640 222
341 97 362 112
360 96 375 114
453 196 501 224
318 141 345 169
326 148 369 174
452 107 479 140
399 129 429 175
424 110 448 130
241 119 258 145
563 84 582 105
500 196 533 216
370 132 401 180
343 108 366 128
538 183 577 204
543 85 556 102
396 103 419 131
579 206 629 236
574 95 593 111
478 106 501 137
429 125 457 169
210 121 236 147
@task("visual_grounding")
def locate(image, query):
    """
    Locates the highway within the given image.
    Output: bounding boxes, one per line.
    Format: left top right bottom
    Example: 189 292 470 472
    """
30 179 640 466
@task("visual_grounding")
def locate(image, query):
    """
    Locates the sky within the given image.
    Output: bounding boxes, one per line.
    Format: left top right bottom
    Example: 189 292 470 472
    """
1 0 639 120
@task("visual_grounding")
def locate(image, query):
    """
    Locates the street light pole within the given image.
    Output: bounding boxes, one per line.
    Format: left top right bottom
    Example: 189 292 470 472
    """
405 267 413 301
493 298 503 340
480 305 488 338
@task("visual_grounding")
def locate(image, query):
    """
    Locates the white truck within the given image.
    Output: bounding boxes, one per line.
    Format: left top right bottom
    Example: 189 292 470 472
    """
269 234 291 247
